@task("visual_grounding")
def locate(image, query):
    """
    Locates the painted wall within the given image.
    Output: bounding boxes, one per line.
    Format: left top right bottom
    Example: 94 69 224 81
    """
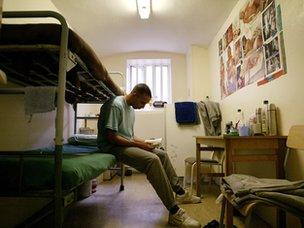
165 104 207 176
75 103 101 134
134 109 165 145
187 45 211 101
100 51 188 102
208 0 304 226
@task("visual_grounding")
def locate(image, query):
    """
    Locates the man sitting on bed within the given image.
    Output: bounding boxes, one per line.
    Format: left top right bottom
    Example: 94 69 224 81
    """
97 83 201 227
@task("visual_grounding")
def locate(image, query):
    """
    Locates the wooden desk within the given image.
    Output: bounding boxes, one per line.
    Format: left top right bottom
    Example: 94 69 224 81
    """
195 135 287 227
195 135 287 196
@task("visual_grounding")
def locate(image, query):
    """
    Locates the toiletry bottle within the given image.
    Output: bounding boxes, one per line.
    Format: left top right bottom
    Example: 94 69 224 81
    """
261 100 269 135
256 108 262 125
249 113 256 136
237 109 249 136
236 109 244 131
268 103 278 135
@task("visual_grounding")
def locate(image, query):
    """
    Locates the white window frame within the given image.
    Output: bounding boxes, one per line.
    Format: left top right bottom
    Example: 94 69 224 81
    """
126 59 172 104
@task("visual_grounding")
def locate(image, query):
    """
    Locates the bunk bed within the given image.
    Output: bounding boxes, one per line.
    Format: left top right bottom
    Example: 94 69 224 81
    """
0 11 124 227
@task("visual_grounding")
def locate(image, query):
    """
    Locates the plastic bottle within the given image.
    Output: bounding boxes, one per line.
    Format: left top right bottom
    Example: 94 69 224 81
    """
261 100 269 135
230 109 242 135
256 108 261 124
268 103 278 135
236 109 244 131
248 113 256 136
237 109 250 136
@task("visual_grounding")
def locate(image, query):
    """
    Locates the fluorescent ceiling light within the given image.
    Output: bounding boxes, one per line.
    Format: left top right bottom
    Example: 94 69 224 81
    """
136 0 151 19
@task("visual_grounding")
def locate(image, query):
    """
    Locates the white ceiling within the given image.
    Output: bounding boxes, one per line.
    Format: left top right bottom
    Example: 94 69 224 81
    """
51 0 238 56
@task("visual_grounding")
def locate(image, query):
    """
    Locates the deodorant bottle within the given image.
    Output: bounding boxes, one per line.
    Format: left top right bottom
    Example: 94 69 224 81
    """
268 103 278 135
261 100 269 135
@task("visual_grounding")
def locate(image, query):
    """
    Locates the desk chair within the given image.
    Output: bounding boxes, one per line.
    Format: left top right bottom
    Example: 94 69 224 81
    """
183 146 225 195
219 125 304 228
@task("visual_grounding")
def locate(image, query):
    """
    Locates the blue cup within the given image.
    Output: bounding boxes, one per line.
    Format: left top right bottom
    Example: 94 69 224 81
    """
239 125 250 136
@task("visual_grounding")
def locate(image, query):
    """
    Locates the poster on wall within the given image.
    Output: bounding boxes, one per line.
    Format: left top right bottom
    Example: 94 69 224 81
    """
257 2 287 85
219 0 287 99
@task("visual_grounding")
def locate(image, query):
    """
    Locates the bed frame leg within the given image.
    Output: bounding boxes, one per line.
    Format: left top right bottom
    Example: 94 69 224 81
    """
120 163 125 191
16 200 54 228
245 212 252 228
219 197 226 228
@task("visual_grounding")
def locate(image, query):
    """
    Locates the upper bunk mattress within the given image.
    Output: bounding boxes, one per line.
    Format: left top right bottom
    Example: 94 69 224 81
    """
0 23 124 103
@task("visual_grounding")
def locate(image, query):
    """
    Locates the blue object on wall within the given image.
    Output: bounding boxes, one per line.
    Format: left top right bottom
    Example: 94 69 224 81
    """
174 102 198 124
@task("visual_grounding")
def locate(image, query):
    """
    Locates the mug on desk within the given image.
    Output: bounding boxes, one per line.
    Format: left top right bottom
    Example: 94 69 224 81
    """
239 125 250 136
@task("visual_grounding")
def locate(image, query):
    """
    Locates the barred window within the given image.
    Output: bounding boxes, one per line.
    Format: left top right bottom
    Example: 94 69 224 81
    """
126 59 172 103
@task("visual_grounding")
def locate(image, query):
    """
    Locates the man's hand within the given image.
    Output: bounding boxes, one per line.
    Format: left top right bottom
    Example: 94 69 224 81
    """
106 130 156 151
134 141 156 151
133 136 156 151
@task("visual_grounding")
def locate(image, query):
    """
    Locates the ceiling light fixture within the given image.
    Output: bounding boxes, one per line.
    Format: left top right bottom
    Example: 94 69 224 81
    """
136 0 151 20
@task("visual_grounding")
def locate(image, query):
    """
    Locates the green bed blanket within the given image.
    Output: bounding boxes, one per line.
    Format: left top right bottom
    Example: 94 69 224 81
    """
0 145 116 191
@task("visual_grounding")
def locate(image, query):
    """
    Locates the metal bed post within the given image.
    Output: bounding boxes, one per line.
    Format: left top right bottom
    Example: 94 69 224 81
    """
3 11 69 228
108 71 126 191
109 71 126 93
74 103 78 134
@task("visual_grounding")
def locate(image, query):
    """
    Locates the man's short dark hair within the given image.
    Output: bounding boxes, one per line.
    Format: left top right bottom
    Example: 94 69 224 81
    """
131 83 152 98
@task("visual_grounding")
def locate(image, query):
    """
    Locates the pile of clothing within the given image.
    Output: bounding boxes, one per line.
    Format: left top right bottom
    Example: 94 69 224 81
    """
221 174 304 214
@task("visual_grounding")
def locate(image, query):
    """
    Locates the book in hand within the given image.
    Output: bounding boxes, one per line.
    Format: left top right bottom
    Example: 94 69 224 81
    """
144 138 162 147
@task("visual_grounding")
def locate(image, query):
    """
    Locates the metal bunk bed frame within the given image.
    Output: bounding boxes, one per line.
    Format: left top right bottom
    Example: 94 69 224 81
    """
72 70 127 193
1 11 126 227
2 10 68 227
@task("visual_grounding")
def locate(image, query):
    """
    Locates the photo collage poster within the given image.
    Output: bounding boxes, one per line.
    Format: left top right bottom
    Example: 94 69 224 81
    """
219 0 287 99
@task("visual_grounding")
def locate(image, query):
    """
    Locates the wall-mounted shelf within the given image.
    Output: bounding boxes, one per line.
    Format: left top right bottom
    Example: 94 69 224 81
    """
76 116 98 130
74 103 101 134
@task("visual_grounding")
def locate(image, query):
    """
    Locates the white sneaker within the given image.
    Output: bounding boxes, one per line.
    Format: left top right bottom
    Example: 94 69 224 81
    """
176 191 201 204
168 208 201 227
